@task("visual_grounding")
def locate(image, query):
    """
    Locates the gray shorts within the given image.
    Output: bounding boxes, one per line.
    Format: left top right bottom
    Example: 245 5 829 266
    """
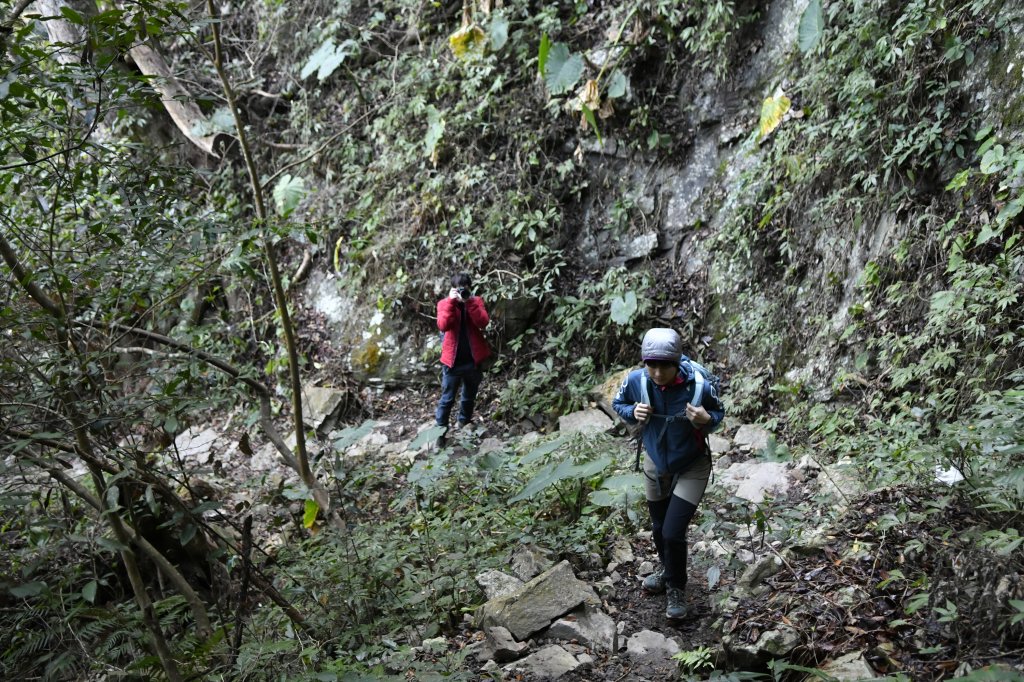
643 452 712 504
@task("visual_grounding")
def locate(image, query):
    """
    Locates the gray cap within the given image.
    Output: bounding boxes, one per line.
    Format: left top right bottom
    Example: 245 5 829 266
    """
641 328 682 363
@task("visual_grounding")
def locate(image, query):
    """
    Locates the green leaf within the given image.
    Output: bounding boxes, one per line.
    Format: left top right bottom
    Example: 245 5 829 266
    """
798 0 824 54
543 43 583 95
105 484 121 512
537 33 551 78
980 145 1005 174
945 169 970 191
510 462 557 502
511 456 613 503
281 486 310 501
300 38 356 81
82 580 98 603
273 174 306 218
424 105 445 160
607 70 628 99
522 436 567 464
996 193 1024 227
974 124 993 142
409 424 446 451
96 537 129 552
609 291 638 325
488 12 509 51
581 103 602 144
303 499 319 528
975 221 1004 246
9 581 47 598
60 6 86 24
333 420 379 451
180 523 197 546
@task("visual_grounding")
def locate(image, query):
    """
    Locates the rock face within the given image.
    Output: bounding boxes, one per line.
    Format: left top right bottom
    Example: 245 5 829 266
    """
476 560 600 640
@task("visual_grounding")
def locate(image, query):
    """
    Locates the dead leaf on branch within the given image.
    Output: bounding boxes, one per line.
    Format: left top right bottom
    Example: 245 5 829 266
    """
759 91 791 140
579 79 600 111
449 24 486 59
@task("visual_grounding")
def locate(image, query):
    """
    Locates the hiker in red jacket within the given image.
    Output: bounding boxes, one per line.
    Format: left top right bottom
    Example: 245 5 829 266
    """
434 273 491 444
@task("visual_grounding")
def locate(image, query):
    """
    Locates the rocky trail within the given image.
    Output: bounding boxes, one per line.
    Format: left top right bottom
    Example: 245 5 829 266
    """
165 381 1024 681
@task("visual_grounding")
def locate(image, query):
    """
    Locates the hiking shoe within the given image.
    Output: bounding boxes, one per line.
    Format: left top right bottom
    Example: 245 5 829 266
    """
665 586 688 620
642 569 665 594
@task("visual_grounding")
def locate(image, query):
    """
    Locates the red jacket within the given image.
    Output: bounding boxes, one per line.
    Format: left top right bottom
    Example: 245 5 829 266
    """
437 296 491 368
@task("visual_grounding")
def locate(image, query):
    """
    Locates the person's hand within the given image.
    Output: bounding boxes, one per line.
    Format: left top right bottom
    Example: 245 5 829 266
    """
686 403 710 426
449 288 461 300
633 403 651 424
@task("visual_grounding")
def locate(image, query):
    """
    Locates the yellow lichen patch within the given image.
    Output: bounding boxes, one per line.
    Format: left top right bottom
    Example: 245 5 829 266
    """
352 339 383 372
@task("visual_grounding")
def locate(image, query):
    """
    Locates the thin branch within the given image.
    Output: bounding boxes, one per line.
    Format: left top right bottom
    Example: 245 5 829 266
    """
0 229 64 317
92 321 300 471
0 0 37 53
101 321 270 396
205 0 328 517
260 120 365 192
41 460 213 638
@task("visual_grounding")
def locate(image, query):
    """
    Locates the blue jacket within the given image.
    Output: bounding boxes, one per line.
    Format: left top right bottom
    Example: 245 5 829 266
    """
612 359 725 475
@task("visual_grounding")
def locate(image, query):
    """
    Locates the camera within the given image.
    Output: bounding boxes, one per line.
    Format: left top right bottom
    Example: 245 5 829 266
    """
457 287 471 300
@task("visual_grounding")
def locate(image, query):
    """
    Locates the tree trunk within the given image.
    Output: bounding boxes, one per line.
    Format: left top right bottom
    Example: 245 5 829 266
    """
30 0 230 157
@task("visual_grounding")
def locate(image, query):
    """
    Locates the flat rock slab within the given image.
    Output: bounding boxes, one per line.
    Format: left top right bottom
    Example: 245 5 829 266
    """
173 427 221 464
709 433 731 454
626 629 680 661
503 644 580 680
300 385 346 431
558 409 613 435
819 650 876 680
471 626 527 663
733 424 772 452
718 460 790 503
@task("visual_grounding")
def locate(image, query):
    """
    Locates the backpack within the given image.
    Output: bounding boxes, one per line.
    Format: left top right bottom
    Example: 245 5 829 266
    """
634 358 722 471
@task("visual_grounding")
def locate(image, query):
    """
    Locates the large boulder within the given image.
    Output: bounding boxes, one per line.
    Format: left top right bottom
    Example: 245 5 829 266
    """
476 560 601 640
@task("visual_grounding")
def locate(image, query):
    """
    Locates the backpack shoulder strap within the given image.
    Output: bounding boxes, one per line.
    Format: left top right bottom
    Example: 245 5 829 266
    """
691 363 704 407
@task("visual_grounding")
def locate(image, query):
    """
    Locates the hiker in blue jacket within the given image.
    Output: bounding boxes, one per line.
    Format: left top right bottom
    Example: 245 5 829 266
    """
612 327 724 620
